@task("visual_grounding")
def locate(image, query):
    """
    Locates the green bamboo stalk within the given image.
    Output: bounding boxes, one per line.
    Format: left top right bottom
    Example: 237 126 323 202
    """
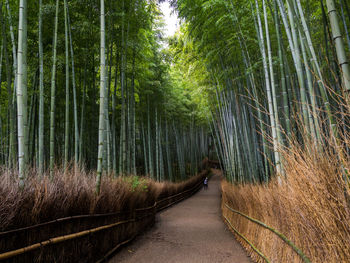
148 96 154 179
119 0 126 175
5 0 17 168
5 0 17 97
141 121 148 175
131 49 136 175
155 108 159 181
38 0 44 174
287 1 310 133
274 0 291 137
165 119 173 181
255 0 282 176
79 65 87 165
64 0 70 170
16 0 27 186
67 4 79 166
1 4 15 168
96 0 107 194
325 0 350 93
112 51 118 176
49 0 59 177
22 0 28 167
293 0 337 137
339 0 350 51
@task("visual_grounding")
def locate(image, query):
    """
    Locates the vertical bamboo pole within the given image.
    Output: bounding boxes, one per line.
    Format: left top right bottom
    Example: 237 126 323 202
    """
96 0 106 194
17 0 27 186
325 0 350 93
49 0 59 177
38 0 44 173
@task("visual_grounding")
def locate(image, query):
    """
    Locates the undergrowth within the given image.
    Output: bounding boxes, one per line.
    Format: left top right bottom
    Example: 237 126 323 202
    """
0 167 205 232
221 141 350 263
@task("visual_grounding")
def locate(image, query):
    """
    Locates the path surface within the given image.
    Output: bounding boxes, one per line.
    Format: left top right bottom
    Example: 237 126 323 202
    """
109 172 252 263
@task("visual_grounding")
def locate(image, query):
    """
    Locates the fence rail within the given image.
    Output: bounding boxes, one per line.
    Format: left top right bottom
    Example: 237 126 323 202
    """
223 203 311 263
0 173 206 262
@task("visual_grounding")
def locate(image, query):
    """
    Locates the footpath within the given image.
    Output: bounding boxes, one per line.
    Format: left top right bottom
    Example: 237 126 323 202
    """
110 172 252 263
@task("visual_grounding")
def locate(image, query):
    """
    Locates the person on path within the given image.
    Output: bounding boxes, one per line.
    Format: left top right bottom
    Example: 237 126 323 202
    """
204 177 208 190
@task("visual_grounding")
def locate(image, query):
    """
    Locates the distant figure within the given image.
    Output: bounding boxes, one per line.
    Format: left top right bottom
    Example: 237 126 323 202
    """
204 177 208 190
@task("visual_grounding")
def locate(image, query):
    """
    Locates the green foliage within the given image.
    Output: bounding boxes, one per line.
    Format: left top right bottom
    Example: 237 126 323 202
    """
123 176 148 192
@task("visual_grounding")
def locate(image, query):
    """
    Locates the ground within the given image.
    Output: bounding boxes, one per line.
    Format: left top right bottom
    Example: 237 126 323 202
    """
110 172 252 263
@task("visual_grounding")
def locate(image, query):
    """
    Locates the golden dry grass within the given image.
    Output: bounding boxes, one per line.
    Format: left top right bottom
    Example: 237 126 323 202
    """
0 166 205 232
0 166 207 262
221 143 350 263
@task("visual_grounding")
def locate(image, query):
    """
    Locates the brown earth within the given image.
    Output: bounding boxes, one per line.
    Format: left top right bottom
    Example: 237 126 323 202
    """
109 172 252 263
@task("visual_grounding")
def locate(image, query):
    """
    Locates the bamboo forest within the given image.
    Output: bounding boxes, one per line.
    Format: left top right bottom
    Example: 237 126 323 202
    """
0 0 349 262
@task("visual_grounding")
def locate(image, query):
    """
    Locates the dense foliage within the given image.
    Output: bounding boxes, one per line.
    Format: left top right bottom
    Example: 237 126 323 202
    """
0 0 209 185
167 0 350 183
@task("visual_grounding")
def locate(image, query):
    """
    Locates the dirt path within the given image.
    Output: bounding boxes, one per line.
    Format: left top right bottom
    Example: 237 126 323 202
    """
110 172 252 263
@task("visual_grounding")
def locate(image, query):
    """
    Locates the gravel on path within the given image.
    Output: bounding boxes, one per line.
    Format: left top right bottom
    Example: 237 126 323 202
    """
109 171 252 263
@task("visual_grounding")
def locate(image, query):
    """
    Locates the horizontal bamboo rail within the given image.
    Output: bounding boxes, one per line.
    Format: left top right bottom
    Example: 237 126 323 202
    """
0 211 130 237
95 181 204 263
0 219 134 260
0 179 203 238
224 203 311 263
223 215 270 263
0 172 206 261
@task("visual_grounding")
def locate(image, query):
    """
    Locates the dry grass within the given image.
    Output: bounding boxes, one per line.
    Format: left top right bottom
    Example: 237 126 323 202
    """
0 165 207 262
221 142 350 263
0 168 151 232
0 166 205 232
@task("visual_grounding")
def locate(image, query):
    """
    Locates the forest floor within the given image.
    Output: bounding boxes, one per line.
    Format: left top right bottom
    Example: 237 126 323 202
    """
109 170 252 263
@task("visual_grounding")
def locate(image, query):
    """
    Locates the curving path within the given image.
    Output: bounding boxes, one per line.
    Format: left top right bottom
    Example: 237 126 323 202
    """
110 172 252 263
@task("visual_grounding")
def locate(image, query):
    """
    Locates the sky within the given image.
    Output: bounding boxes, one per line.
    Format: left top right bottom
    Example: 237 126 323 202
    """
159 2 180 37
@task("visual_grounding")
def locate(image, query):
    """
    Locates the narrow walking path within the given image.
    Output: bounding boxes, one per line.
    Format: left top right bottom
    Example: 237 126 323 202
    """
110 172 252 263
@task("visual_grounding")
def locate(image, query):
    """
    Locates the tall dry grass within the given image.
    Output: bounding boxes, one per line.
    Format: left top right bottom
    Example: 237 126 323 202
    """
0 166 205 232
221 141 350 263
0 165 207 262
